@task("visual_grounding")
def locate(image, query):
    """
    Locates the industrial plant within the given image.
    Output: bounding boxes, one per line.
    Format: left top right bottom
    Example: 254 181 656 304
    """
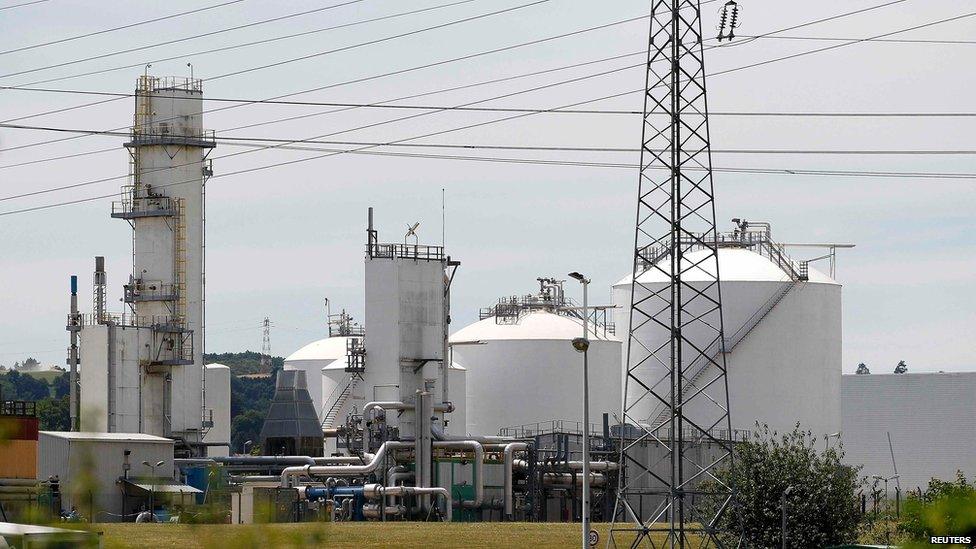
0 0 973 547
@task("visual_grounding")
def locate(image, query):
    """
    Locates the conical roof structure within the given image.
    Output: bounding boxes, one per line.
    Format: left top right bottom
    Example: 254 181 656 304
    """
259 369 323 456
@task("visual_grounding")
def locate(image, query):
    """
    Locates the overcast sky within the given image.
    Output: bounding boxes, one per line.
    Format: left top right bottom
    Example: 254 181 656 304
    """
0 0 973 374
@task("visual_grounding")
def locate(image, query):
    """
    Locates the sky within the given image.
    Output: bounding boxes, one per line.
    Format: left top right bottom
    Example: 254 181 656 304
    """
0 0 973 374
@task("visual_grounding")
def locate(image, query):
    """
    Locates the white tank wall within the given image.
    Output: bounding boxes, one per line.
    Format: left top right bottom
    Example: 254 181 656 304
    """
451 312 622 437
203 364 231 457
447 364 466 436
612 248 841 438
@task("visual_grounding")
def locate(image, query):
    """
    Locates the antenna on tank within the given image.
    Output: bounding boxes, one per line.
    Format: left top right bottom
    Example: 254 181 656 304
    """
441 188 446 248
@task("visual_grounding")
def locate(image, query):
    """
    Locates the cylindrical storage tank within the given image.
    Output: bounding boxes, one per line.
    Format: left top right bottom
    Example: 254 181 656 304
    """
451 311 621 437
203 363 231 457
612 246 841 438
447 363 466 436
285 336 361 424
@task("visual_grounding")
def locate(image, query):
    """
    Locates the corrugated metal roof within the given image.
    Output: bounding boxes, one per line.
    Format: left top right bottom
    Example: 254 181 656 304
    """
39 431 172 443
450 310 620 343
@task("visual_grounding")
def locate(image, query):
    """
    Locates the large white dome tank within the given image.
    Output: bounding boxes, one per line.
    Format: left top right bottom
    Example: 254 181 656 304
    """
612 221 842 439
451 278 622 437
284 309 364 424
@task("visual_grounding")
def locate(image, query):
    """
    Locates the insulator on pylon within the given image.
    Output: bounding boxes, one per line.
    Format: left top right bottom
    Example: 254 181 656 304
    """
717 0 742 42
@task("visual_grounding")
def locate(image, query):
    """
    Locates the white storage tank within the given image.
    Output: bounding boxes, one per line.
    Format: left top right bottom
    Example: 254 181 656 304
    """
286 332 363 424
612 221 842 438
203 363 231 457
450 278 621 437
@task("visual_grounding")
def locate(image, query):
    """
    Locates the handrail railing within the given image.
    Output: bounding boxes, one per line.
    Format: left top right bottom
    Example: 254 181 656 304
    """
637 230 809 281
366 242 445 261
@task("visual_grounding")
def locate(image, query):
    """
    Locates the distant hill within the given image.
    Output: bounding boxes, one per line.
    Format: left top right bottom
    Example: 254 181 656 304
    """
204 351 283 376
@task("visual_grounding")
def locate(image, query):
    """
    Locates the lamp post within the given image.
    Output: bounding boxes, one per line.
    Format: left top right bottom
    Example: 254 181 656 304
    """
568 271 591 549
824 432 841 451
142 460 165 522
243 440 253 455
781 485 794 549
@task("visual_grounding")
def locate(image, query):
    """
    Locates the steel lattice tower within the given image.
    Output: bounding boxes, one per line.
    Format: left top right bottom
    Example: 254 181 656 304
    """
261 317 272 371
610 0 738 547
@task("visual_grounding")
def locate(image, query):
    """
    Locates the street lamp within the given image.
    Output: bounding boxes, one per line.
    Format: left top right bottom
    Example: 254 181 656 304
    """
142 460 165 522
781 485 794 549
824 432 841 451
568 271 591 549
243 440 253 455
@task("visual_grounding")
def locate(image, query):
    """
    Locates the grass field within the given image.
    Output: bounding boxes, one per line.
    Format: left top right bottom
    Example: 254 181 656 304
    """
20 370 63 383
91 522 664 548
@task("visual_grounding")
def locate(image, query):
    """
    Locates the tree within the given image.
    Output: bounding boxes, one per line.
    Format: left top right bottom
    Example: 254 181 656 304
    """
50 372 70 399
703 424 862 548
231 410 265 455
856 363 870 375
897 471 976 546
894 360 908 374
35 396 69 431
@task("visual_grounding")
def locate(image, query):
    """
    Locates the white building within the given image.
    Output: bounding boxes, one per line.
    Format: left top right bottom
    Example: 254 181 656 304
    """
842 372 976 493
612 223 842 439
451 278 621 437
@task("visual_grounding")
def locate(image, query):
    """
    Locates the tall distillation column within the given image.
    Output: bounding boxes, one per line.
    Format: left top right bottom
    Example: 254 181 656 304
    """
111 75 214 447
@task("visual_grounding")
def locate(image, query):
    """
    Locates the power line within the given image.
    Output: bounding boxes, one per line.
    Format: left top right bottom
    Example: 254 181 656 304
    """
0 2 950 206
1 147 974 218
0 50 647 169
0 0 246 56
205 0 550 82
5 123 976 155
742 34 976 46
0 13 649 143
0 0 49 11
0 0 459 82
0 56 642 201
6 88 976 118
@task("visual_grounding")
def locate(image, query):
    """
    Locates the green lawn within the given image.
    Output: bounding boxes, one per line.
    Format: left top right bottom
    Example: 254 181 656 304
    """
92 522 666 548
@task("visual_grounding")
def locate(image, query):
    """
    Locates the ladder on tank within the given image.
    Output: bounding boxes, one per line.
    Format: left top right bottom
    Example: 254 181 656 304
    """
648 279 799 429
321 374 360 431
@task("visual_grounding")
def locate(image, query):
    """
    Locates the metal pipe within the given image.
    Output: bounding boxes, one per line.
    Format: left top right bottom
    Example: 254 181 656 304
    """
363 503 406 520
542 472 607 487
503 442 528 519
363 484 452 522
432 440 483 508
431 423 515 444
363 401 453 417
280 441 412 486
229 475 281 483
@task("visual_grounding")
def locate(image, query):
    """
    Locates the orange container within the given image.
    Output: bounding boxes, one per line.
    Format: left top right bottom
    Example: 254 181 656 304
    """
0 439 38 479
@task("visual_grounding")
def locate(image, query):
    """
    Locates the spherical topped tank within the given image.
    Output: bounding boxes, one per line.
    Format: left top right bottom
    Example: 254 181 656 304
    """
612 222 842 439
285 335 362 424
451 278 622 437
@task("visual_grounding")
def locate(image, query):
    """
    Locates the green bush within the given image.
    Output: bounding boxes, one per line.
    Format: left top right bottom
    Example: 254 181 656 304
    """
704 423 862 548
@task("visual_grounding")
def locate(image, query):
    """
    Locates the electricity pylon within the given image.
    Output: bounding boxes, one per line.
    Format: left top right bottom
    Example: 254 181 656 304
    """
609 1 739 547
